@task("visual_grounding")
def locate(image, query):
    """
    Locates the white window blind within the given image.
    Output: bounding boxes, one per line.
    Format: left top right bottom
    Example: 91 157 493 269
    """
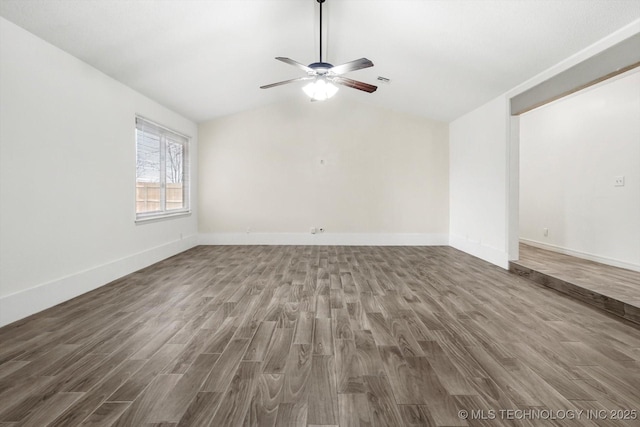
135 116 190 221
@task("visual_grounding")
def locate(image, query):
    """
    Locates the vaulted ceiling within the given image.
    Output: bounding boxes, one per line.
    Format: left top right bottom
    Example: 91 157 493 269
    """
1 0 639 123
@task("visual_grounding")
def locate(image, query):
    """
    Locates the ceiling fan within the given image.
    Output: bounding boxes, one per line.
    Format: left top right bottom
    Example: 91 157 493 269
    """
260 0 377 101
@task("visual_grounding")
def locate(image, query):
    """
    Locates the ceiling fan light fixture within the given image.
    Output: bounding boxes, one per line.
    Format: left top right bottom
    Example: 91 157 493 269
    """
260 0 377 97
302 78 339 101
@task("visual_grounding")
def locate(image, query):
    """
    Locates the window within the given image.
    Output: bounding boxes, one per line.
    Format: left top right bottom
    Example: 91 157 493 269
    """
135 116 190 221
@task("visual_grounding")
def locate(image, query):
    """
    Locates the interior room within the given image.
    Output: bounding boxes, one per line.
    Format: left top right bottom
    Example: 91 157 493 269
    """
0 1 639 426
513 68 640 323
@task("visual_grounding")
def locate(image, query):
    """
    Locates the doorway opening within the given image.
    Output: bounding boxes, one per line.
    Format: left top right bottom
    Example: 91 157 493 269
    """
506 34 640 323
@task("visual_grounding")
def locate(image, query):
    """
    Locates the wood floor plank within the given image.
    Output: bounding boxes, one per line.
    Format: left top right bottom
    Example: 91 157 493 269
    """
243 373 283 427
335 339 365 394
331 289 345 309
49 359 146 427
0 361 29 381
577 365 640 408
346 302 370 330
333 308 354 340
307 355 338 425
316 295 331 319
201 317 237 354
338 393 371 427
353 330 386 377
293 312 314 345
108 344 184 402
80 402 131 427
18 392 83 427
362 375 404 427
313 317 334 355
378 345 422 405
282 344 312 403
430 330 490 379
130 321 185 360
507 342 593 401
465 345 545 407
262 328 293 374
112 374 181 426
273 402 307 427
151 353 220 423
175 392 223 427
61 351 128 393
0 354 105 421
406 356 468 426
201 339 250 393
398 404 435 427
243 321 276 361
366 312 397 347
210 361 261 427
0 343 78 395
0 376 54 422
418 340 476 396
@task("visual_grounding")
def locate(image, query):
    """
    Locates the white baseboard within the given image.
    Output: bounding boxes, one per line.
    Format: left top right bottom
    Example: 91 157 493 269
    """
449 234 509 269
520 238 640 272
199 232 449 246
0 235 198 327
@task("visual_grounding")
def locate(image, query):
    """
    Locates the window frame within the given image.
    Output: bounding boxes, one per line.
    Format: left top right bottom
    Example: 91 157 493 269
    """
135 116 191 223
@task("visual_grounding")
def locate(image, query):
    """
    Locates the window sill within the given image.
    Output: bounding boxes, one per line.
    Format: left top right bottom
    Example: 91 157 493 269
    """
135 210 191 224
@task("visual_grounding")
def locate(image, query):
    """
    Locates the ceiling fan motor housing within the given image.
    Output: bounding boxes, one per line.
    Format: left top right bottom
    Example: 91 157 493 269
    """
309 62 334 74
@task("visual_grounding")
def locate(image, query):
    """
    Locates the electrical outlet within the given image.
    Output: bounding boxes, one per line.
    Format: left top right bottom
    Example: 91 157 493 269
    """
614 176 625 187
543 228 549 237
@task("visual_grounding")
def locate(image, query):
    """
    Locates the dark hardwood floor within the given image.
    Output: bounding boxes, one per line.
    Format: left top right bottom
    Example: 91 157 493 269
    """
1 245 640 426
511 243 640 325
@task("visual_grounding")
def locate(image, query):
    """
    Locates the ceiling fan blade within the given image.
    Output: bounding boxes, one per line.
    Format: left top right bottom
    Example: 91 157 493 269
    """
275 57 314 73
332 77 377 93
329 58 374 75
260 76 313 89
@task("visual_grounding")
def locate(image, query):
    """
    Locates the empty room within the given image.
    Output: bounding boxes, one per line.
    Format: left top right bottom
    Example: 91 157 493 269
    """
1 1 639 426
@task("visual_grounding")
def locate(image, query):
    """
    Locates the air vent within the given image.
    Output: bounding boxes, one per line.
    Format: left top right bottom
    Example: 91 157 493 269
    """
377 76 391 83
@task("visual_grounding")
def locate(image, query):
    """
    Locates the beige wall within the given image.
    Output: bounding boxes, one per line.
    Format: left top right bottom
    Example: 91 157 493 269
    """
198 97 448 236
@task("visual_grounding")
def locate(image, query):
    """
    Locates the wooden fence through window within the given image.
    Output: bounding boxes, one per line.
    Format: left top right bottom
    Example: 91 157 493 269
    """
136 182 183 213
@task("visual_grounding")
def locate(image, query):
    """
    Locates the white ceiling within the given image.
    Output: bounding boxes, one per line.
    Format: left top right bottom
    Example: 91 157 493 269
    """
1 0 639 123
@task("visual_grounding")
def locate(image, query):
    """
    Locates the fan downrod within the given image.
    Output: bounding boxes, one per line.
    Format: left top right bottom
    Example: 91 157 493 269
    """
259 0 377 97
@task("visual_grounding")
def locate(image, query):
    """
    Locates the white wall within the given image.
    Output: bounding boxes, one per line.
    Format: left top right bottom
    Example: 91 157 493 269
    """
520 70 640 270
198 97 449 245
449 97 510 268
0 17 198 326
